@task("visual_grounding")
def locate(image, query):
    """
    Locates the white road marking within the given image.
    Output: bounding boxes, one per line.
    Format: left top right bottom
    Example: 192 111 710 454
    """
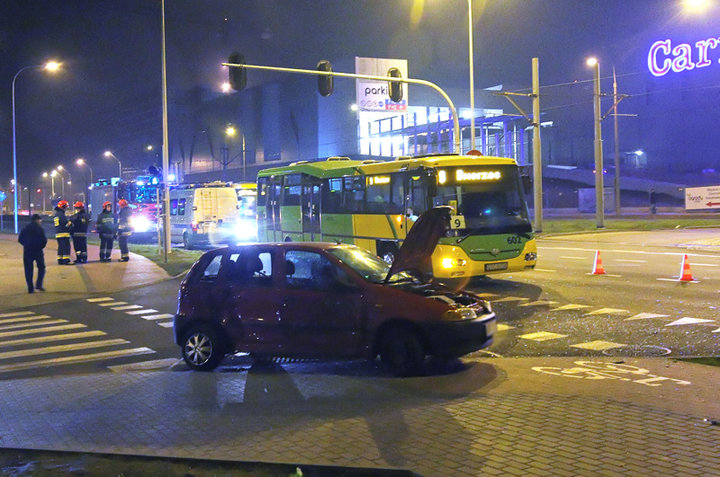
585 272 622 277
0 311 35 318
0 319 67 332
496 324 515 331
0 347 155 373
656 278 700 283
541 246 720 259
98 301 127 307
86 297 115 303
0 339 128 360
141 313 174 321
687 263 720 267
0 324 86 339
126 309 159 315
0 315 51 325
108 358 181 372
571 340 627 351
615 259 647 263
156 321 174 328
491 296 529 303
473 293 498 298
713 328 720 333
560 256 586 260
110 305 143 311
551 304 591 311
0 331 107 348
624 313 670 321
585 308 630 316
519 300 558 307
532 268 557 273
665 317 715 326
518 331 568 341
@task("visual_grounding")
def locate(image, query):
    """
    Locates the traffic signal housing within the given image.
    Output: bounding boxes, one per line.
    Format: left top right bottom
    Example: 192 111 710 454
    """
387 67 403 103
228 52 247 91
317 60 334 97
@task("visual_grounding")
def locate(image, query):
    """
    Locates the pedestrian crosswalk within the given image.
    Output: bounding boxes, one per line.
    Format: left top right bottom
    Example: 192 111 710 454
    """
86 297 175 329
0 311 155 375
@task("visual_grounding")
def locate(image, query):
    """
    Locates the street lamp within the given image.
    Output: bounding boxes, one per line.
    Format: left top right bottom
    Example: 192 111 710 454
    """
103 150 122 178
54 168 67 197
587 57 604 228
42 171 56 198
224 125 246 180
57 165 72 199
76 158 93 202
11 60 62 233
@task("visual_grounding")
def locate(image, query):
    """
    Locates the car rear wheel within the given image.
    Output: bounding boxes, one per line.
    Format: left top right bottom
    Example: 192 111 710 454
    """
182 325 225 371
182 232 192 250
380 327 425 377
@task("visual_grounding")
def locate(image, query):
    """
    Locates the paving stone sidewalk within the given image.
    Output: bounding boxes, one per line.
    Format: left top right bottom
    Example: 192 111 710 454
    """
1 357 718 476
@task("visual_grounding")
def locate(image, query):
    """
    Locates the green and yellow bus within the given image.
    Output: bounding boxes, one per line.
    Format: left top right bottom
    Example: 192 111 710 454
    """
256 153 537 279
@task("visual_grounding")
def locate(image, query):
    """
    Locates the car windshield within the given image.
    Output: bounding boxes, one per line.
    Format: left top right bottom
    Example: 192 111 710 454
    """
328 246 417 284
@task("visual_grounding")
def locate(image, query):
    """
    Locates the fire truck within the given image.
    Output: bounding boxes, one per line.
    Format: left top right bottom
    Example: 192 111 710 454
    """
88 176 159 242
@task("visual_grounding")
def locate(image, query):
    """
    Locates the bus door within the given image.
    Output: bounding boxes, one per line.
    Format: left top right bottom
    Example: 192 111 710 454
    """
266 179 282 242
406 171 430 230
302 178 322 241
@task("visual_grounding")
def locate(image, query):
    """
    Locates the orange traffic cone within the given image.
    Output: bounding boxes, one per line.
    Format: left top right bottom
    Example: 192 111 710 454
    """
679 254 694 282
592 251 605 275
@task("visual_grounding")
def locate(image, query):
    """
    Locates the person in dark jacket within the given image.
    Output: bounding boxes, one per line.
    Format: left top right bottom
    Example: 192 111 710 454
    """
117 199 132 262
70 201 90 263
53 200 73 265
96 201 116 262
18 214 48 293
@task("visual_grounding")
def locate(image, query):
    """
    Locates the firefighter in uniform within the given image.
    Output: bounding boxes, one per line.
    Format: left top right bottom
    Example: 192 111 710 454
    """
70 201 90 263
53 200 73 265
96 201 116 262
117 199 132 262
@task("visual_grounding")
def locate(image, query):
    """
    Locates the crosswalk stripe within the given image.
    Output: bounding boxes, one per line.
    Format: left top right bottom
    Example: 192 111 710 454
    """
0 315 52 325
519 300 558 307
108 358 181 372
491 296 529 303
0 311 35 318
533 268 556 273
0 339 129 360
0 347 156 374
156 321 174 328
110 305 143 311
0 324 86 339
98 301 127 307
0 331 107 348
126 309 158 315
0 319 67 332
86 297 114 303
585 308 630 316
142 313 174 321
550 304 590 311
571 340 626 351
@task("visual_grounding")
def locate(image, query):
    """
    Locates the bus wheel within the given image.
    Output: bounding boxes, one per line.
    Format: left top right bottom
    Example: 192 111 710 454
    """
284 236 292 242
377 241 398 264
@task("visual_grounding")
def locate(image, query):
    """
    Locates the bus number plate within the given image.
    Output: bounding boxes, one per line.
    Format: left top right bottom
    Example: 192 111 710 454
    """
485 262 508 272
450 215 466 229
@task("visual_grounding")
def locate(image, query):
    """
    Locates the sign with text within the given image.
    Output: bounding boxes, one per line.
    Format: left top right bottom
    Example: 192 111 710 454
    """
355 57 408 111
685 185 720 211
648 37 720 77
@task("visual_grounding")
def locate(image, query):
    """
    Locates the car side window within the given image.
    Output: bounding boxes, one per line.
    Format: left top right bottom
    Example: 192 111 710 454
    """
200 254 223 281
227 250 273 286
285 250 336 291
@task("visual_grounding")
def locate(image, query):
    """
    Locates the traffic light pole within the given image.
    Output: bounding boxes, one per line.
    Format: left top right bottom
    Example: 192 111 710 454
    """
222 61 462 154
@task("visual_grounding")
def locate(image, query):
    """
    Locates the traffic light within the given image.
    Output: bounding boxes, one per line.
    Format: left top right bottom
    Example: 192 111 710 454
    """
387 67 403 103
317 60 333 97
227 52 247 91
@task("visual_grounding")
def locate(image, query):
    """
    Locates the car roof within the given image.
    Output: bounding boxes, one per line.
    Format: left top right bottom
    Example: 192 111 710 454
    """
207 242 354 255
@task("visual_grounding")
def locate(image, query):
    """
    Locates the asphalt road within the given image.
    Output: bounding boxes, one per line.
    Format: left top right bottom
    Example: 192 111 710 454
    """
1 229 719 380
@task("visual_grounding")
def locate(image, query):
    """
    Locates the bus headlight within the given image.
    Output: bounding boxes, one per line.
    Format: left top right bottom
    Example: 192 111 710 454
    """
441 257 467 269
131 216 152 233
525 252 537 261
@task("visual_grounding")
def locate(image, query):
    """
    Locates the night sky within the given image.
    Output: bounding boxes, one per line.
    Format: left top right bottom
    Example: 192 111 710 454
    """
1 0 718 186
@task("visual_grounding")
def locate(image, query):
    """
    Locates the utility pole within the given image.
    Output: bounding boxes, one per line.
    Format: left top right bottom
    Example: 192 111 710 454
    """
589 58 604 228
613 67 621 217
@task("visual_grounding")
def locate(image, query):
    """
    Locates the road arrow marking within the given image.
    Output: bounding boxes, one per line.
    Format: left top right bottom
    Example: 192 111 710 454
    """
550 304 591 311
624 313 670 321
665 317 715 326
585 308 630 316
491 296 529 303
571 340 627 351
519 300 558 307
518 331 567 341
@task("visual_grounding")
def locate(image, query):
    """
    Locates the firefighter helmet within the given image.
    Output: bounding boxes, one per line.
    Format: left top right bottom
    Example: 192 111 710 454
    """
57 200 68 209
74 201 84 208
103 201 112 208
118 199 129 207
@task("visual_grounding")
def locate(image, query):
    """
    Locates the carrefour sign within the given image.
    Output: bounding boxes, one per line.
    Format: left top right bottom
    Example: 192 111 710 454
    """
648 37 719 76
355 56 408 111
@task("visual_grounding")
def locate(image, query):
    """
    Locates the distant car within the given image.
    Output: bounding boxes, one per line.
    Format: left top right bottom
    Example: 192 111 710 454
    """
173 207 497 376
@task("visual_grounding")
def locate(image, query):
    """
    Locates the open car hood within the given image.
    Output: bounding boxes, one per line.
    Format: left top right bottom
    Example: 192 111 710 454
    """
384 206 452 283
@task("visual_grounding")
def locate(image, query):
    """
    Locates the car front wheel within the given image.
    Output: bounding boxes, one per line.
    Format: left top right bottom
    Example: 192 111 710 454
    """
182 325 225 371
380 327 425 377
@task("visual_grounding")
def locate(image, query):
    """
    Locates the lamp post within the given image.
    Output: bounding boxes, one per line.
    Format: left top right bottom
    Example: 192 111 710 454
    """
103 150 122 179
11 60 61 233
76 158 93 202
587 57 604 228
57 165 72 200
54 168 66 197
42 171 55 199
467 0 475 152
224 125 246 180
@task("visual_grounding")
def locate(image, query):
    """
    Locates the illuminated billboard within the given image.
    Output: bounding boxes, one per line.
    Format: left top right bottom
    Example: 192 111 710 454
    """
355 57 408 111
647 37 719 77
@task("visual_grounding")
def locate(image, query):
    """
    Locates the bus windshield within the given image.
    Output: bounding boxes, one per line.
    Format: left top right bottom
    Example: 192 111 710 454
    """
433 165 531 234
329 246 416 284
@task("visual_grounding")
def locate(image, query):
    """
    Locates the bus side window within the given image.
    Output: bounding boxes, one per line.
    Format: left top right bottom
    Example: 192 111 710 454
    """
170 199 178 216
388 173 404 214
343 176 364 213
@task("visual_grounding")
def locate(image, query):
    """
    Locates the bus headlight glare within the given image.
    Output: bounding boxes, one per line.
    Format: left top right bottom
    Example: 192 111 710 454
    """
234 219 257 241
441 257 467 269
130 216 152 233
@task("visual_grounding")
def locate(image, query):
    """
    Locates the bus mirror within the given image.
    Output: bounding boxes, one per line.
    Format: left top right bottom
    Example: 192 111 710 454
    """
387 67 403 103
228 52 247 91
317 60 334 97
521 175 532 195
